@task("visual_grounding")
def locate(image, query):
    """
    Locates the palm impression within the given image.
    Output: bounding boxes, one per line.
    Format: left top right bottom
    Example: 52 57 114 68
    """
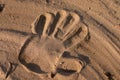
20 10 89 77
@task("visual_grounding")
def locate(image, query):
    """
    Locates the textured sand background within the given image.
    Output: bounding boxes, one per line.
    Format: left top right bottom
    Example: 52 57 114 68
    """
0 0 120 80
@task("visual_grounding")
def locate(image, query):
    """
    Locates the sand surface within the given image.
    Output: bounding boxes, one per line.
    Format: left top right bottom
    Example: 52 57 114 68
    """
0 0 120 80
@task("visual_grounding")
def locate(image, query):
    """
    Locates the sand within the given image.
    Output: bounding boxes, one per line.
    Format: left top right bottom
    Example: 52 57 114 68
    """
0 0 120 80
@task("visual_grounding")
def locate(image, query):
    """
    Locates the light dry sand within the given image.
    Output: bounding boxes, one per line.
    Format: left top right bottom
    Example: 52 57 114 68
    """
0 0 120 80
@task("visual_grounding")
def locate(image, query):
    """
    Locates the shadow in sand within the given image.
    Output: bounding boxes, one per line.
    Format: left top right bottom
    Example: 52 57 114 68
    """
0 4 5 12
25 63 45 74
19 58 45 74
57 68 76 76
62 51 90 64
